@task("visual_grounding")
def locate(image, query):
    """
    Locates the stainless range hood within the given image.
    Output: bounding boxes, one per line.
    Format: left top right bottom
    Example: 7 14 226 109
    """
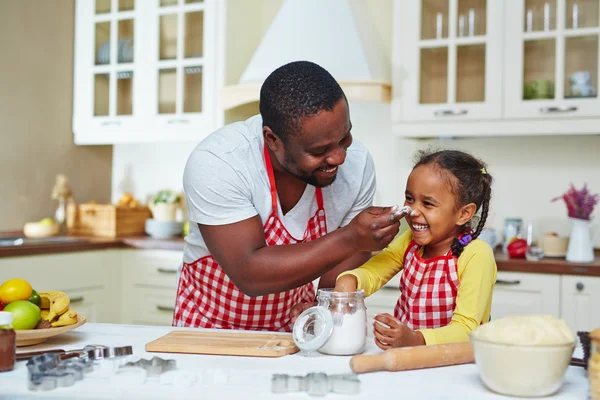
221 0 391 110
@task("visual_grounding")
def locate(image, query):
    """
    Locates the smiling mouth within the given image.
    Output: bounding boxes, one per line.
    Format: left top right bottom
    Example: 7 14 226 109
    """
317 166 337 174
411 223 429 232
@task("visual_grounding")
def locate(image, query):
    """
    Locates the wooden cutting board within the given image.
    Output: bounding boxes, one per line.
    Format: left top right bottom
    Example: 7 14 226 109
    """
145 330 299 357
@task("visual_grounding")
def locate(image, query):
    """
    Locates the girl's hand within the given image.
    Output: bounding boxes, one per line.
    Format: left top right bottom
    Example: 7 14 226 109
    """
334 275 358 292
373 313 426 349
290 302 316 323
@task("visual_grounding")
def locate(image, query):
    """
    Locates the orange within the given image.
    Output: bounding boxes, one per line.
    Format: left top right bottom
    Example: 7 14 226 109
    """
0 278 33 304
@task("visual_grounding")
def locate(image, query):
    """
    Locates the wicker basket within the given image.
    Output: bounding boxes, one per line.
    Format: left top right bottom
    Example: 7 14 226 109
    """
591 328 600 400
66 203 151 238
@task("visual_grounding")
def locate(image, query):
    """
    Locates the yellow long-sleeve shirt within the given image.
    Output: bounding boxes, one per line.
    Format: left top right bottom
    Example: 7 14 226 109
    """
338 230 497 345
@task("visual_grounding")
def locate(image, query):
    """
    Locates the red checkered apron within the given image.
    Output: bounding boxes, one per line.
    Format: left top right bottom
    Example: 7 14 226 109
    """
393 241 460 330
172 144 327 332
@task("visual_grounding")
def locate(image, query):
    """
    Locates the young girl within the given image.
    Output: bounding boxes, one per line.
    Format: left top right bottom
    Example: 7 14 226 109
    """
335 149 497 349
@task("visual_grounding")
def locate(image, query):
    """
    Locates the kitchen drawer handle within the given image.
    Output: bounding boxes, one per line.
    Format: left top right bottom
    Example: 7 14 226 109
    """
167 119 190 124
101 121 122 126
157 268 177 274
434 109 468 117
156 305 175 312
576 282 585 292
539 106 578 113
495 279 521 285
69 296 84 303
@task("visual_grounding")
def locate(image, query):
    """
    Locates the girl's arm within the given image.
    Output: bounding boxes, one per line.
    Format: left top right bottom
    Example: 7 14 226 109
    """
418 240 497 345
335 230 412 296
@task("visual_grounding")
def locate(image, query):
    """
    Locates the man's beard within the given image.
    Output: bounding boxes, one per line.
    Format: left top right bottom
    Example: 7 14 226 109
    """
283 152 337 188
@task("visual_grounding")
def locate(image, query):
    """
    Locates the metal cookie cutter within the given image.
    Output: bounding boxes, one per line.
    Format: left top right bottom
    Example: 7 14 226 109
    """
272 373 360 396
25 345 133 391
120 356 176 377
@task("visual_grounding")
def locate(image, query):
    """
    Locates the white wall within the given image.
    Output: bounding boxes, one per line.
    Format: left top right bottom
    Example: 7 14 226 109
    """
112 101 600 247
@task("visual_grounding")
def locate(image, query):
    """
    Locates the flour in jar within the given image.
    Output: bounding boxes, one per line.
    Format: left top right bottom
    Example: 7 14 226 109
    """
318 311 367 356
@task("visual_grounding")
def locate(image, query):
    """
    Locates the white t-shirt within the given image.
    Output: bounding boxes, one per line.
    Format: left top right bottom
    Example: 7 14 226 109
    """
182 114 376 263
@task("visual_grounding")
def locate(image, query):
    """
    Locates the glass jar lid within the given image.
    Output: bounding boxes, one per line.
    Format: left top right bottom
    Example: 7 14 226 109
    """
292 306 333 352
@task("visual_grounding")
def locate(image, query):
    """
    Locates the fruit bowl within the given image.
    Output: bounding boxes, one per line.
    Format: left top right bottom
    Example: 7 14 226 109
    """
15 314 87 347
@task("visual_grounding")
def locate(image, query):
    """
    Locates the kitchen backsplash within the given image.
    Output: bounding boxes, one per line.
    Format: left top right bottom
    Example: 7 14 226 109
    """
112 101 600 247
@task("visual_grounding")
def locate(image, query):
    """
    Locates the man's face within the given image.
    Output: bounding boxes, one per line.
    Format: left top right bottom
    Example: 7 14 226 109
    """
279 99 353 188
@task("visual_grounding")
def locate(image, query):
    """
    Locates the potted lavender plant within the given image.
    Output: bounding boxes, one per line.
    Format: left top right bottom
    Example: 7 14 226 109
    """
552 184 599 263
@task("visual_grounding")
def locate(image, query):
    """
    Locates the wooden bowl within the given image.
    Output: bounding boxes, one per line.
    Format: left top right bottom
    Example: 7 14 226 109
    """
15 314 87 347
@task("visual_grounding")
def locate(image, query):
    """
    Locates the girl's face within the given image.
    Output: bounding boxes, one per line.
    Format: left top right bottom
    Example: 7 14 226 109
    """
404 164 474 252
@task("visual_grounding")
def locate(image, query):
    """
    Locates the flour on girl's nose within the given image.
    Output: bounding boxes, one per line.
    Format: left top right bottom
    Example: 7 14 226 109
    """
391 205 413 218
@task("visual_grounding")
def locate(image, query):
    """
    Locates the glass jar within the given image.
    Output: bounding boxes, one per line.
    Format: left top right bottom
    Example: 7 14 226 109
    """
503 218 523 254
590 328 599 400
292 289 367 356
0 311 16 373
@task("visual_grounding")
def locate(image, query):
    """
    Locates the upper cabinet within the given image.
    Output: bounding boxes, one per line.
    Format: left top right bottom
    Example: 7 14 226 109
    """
505 0 600 119
394 0 503 122
393 0 600 137
73 0 218 144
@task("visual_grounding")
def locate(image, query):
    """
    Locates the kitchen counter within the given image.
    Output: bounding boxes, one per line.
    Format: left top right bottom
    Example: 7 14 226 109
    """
1 231 599 277
0 323 589 399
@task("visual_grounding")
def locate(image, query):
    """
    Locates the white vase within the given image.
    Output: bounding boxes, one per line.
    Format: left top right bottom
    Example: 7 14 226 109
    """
565 218 599 263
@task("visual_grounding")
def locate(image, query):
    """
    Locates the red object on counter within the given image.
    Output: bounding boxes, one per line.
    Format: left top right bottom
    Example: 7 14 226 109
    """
507 238 528 259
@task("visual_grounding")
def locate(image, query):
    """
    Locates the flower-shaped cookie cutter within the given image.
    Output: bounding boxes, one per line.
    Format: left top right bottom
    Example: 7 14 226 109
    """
272 372 360 396
120 356 177 377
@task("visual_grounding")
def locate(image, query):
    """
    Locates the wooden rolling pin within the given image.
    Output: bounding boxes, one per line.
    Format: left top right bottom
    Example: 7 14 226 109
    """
350 342 474 374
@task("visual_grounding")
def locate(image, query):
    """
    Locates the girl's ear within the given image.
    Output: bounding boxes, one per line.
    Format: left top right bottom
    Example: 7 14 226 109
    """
457 203 477 226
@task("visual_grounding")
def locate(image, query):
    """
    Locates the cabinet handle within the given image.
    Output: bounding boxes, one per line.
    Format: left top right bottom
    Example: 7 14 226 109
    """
156 305 175 312
539 106 578 113
157 268 177 274
167 119 190 124
495 279 521 285
69 296 84 303
434 109 468 117
576 282 585 292
101 121 122 126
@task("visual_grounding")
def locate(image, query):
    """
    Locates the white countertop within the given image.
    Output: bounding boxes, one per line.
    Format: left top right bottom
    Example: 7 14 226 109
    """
0 323 589 400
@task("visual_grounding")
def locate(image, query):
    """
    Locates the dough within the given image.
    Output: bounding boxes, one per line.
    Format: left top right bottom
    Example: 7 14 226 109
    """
472 315 575 346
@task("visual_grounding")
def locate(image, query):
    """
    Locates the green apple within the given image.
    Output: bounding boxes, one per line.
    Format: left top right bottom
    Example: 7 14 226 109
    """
4 300 41 330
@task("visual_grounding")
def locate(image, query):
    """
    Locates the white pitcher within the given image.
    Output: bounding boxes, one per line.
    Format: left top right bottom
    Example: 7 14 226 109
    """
566 218 599 263
149 202 178 222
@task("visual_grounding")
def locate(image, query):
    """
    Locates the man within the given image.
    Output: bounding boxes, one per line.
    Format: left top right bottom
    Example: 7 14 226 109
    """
173 61 402 332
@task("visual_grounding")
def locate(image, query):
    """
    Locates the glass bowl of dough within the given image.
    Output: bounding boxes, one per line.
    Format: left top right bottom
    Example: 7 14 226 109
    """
469 315 576 398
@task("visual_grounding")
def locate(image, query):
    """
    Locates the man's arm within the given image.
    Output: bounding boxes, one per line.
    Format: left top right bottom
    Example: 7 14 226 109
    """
200 207 401 297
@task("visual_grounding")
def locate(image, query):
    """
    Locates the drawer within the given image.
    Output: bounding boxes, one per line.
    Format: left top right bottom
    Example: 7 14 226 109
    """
492 271 560 319
124 249 182 288
124 287 176 326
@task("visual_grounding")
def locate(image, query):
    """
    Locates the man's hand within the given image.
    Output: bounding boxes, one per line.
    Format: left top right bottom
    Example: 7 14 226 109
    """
344 206 402 252
290 302 317 323
373 313 426 349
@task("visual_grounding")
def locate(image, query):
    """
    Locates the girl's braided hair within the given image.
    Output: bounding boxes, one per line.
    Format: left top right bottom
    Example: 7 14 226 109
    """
413 149 493 257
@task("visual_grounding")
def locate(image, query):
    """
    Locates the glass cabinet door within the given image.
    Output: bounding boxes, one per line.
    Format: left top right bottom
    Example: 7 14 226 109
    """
92 0 136 123
154 0 209 126
505 0 600 118
402 0 502 121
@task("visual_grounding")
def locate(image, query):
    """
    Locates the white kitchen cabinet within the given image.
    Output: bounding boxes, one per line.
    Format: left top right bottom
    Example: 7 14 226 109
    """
120 249 182 326
505 0 600 121
393 0 503 123
392 0 600 137
491 271 561 320
73 0 218 144
364 274 401 321
0 250 121 323
560 275 600 333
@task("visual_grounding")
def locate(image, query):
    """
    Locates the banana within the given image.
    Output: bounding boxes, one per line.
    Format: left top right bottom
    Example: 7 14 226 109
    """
39 291 70 321
40 309 50 320
51 309 78 327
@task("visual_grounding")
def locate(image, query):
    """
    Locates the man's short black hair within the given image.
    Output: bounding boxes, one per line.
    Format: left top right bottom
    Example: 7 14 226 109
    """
259 61 346 143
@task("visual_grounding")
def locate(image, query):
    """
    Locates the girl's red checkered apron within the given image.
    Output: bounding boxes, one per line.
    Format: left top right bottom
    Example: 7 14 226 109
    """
173 144 327 332
394 241 460 329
